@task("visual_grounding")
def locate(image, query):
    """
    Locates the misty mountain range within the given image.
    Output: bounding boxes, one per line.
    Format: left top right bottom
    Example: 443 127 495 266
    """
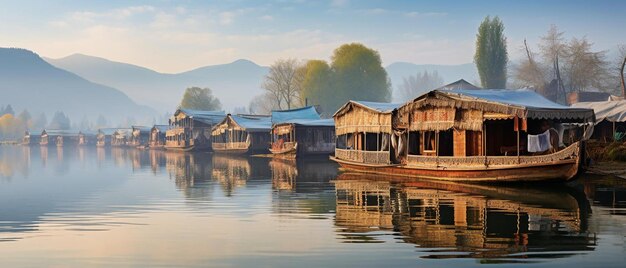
46 54 269 113
0 48 155 125
0 47 478 125
47 53 479 109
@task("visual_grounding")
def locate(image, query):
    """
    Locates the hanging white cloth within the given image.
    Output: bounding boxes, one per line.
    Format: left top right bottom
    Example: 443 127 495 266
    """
528 130 552 153
554 125 565 147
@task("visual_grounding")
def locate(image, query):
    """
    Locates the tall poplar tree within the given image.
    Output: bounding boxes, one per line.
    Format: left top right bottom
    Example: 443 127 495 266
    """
474 16 508 88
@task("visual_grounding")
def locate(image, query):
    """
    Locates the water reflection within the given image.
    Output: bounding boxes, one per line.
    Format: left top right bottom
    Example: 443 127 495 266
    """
165 152 214 200
334 173 595 261
270 157 338 216
0 146 625 266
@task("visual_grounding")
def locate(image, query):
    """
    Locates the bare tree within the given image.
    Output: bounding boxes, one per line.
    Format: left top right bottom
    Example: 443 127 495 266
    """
562 37 610 92
514 39 546 89
262 59 304 110
248 92 279 115
513 25 612 102
399 71 444 101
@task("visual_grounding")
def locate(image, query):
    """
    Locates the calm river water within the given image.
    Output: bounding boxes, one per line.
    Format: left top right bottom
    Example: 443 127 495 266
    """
0 146 625 267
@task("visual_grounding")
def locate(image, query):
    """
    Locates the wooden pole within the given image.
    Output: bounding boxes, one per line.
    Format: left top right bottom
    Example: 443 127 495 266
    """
517 123 520 164
436 131 439 166
483 123 487 166
614 121 617 141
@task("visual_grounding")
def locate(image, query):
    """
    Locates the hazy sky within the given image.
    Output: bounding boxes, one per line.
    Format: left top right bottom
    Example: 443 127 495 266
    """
1 0 624 73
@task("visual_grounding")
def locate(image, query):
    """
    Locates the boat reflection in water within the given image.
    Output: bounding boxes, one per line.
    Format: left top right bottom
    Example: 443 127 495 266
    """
270 157 338 216
333 173 594 261
164 152 214 200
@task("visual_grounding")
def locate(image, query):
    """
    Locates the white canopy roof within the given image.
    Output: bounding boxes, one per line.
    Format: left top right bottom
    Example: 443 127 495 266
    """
571 100 626 124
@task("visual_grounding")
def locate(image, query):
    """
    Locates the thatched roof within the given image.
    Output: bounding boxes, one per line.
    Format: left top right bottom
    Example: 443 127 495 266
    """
333 101 402 135
404 89 595 122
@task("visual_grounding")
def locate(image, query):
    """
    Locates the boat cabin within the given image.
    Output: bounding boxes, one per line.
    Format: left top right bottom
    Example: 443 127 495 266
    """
149 125 169 149
129 126 152 147
40 129 80 147
112 128 132 147
333 101 403 164
269 106 335 157
97 128 117 147
165 109 226 151
78 130 97 146
22 130 41 146
271 119 335 156
211 114 272 154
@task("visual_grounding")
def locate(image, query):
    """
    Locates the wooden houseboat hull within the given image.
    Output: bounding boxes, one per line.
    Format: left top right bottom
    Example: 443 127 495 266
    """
331 156 580 182
212 145 269 155
165 144 211 152
212 147 252 154
269 143 297 158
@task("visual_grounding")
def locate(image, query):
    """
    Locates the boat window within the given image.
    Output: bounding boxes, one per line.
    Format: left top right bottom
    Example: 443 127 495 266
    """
423 131 436 152
408 131 420 155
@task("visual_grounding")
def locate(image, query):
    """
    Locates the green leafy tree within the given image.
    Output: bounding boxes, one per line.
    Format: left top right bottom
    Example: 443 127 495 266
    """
474 16 508 88
330 43 391 113
179 87 222 111
299 60 334 114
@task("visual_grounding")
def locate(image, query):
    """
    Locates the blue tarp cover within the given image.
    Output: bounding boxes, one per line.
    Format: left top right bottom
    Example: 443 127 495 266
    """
42 129 81 136
231 115 272 132
271 106 321 124
279 118 335 127
178 109 226 125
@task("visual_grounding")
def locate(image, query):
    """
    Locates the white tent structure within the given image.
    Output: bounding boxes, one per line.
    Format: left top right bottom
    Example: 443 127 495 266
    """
572 100 626 141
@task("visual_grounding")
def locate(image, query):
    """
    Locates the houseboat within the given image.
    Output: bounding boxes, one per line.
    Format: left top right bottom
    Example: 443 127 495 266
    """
165 109 226 151
112 128 132 147
40 129 81 147
269 106 335 157
149 125 169 150
270 119 335 157
78 130 97 146
211 114 272 154
572 100 626 142
330 90 595 182
96 128 117 147
129 126 152 149
22 130 41 146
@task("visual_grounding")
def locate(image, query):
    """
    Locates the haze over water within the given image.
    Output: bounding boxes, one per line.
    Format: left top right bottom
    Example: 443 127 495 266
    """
0 146 625 267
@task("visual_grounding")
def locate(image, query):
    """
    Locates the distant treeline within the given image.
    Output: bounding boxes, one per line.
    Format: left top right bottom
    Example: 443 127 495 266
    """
0 104 171 140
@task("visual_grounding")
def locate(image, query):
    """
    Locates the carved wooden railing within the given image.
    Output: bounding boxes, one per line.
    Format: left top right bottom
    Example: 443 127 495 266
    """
407 142 579 168
335 149 390 165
